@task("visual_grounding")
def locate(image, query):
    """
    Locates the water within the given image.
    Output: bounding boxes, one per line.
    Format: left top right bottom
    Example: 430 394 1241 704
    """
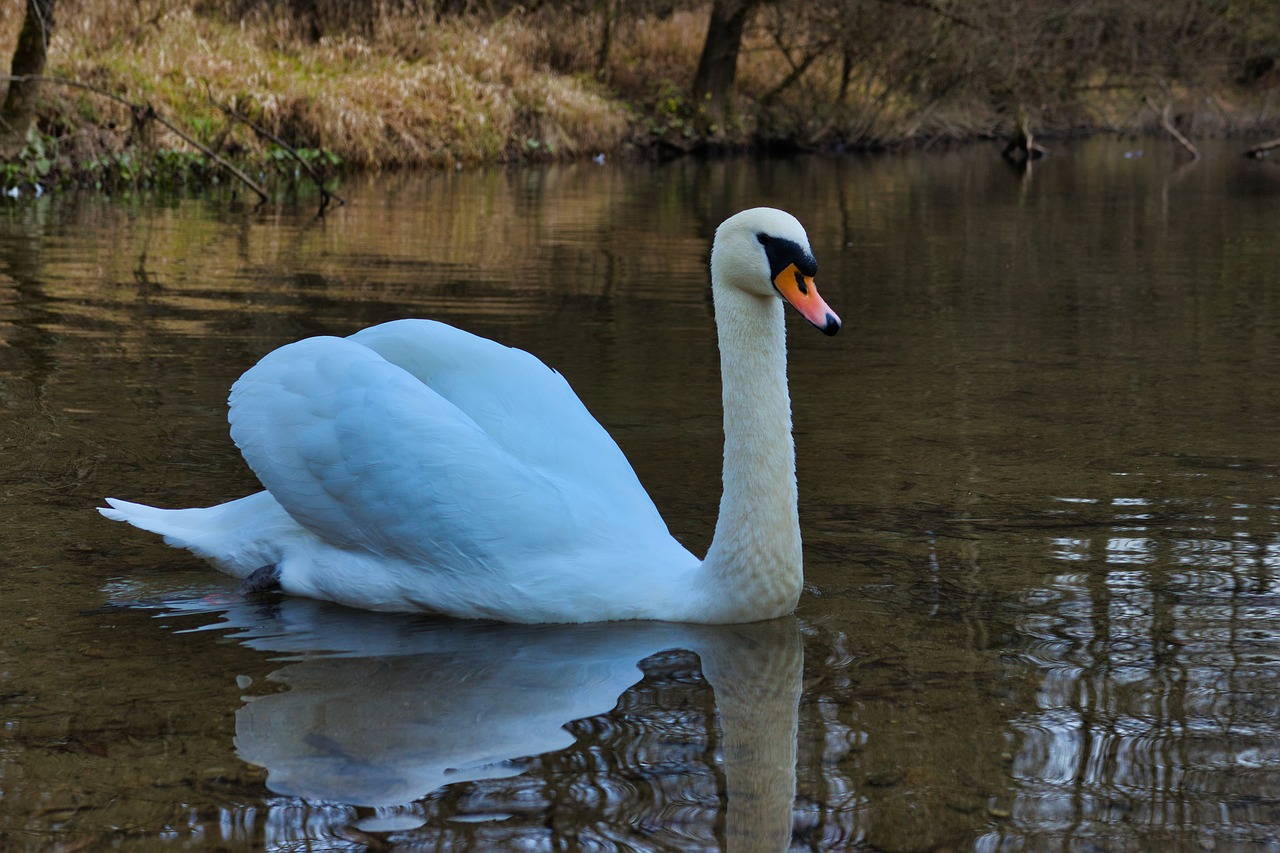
2 140 1279 851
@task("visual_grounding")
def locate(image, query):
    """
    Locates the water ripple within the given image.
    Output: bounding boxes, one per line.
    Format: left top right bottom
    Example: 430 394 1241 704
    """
1001 490 1280 850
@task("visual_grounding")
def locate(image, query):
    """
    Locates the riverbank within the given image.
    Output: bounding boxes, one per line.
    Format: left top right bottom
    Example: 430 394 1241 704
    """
2 0 1278 195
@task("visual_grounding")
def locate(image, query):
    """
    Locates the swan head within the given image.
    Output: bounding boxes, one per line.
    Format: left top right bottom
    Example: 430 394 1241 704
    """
711 208 841 336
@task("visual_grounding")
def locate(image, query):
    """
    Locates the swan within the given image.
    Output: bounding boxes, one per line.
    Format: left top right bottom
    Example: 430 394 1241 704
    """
99 207 840 624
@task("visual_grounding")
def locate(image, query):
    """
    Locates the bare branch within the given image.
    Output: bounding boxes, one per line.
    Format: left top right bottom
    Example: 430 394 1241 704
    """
0 73 269 202
212 99 346 213
1244 137 1280 159
872 0 978 32
1144 95 1200 160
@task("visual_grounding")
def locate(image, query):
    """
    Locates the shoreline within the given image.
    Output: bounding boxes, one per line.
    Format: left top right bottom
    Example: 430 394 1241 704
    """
3 2 1278 197
5 121 1278 203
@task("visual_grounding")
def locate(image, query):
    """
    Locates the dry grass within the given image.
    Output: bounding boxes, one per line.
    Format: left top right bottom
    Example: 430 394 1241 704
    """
2 0 1276 182
0 0 948 174
3 0 631 170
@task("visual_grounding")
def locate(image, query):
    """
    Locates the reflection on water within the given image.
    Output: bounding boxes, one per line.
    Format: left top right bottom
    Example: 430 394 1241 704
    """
103 589 799 850
2 140 1280 850
997 494 1280 852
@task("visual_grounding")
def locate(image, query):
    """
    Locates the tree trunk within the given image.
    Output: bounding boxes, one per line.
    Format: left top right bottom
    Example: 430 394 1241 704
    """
692 0 758 135
1 0 57 159
595 0 617 80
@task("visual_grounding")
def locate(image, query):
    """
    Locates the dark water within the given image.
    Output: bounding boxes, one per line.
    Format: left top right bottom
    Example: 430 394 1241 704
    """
2 140 1279 851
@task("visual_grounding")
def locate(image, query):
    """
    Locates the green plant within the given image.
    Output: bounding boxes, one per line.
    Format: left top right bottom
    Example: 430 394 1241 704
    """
1 129 55 192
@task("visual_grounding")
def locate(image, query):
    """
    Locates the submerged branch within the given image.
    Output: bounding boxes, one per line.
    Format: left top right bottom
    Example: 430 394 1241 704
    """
0 73 269 201
1002 106 1048 164
1244 137 1280 158
212 99 346 213
143 107 270 202
1144 95 1200 160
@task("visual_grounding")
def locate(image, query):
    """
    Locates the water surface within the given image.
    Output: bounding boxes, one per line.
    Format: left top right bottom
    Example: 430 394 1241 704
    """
2 141 1279 851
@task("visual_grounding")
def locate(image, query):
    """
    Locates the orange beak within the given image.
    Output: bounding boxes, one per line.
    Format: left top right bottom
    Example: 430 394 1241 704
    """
774 263 841 336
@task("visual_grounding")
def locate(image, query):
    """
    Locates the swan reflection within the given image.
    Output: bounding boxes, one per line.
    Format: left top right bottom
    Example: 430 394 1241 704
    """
117 586 801 849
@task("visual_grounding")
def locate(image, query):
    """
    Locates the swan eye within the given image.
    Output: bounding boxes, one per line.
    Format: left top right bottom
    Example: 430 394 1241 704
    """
757 234 817 281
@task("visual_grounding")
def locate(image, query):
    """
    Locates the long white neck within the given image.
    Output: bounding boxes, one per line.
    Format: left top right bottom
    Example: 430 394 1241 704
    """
697 283 803 622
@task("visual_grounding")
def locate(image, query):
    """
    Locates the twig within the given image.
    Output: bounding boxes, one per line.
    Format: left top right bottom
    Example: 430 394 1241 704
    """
0 74 269 201
873 0 978 31
144 108 269 201
1144 95 1200 160
1001 105 1047 164
212 99 346 212
760 44 831 107
1244 137 1280 159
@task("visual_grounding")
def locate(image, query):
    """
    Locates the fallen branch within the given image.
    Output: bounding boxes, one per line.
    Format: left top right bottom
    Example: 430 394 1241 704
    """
138 105 269 202
1001 106 1047 164
1144 95 1200 160
1244 137 1280 159
211 98 346 213
0 74 269 202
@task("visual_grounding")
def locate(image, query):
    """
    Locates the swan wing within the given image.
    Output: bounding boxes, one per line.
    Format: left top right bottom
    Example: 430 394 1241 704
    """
227 322 669 572
349 320 653 503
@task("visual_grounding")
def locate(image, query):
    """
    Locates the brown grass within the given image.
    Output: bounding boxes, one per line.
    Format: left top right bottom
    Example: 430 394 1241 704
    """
2 0 631 170
2 0 1276 179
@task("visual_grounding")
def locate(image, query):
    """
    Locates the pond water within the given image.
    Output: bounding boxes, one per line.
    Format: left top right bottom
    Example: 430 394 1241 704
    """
2 140 1279 851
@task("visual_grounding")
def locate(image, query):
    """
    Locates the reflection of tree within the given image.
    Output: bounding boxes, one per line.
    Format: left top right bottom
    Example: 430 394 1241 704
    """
993 493 1280 849
9 144 1280 851
0 199 55 380
112 578 1039 851
0 198 77 501
788 556 1028 850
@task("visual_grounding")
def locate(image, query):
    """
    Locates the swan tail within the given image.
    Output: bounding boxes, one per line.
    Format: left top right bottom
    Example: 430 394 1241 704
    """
99 492 296 579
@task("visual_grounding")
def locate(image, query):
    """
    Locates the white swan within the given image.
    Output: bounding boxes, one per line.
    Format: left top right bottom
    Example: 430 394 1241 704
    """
100 207 840 623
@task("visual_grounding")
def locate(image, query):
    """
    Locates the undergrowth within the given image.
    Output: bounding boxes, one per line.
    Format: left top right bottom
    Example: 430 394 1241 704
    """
1 0 1277 196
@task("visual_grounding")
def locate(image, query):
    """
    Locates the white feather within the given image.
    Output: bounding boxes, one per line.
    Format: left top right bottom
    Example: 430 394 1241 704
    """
100 208 836 624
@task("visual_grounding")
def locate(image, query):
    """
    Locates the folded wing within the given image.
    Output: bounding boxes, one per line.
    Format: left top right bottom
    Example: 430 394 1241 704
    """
228 321 672 574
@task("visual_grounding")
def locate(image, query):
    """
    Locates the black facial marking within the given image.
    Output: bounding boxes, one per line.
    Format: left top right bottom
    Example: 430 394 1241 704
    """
757 233 817 281
793 268 808 295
